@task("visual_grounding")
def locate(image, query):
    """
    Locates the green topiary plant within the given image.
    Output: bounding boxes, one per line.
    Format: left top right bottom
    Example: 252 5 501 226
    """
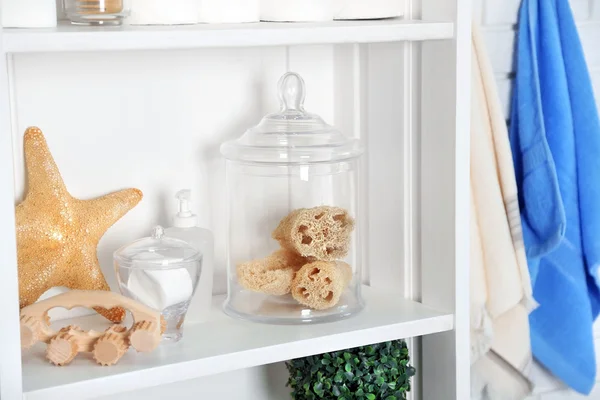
286 340 415 400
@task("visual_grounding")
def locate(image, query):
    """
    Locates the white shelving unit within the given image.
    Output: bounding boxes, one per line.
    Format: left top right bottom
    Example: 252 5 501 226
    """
22 287 453 400
0 1 471 399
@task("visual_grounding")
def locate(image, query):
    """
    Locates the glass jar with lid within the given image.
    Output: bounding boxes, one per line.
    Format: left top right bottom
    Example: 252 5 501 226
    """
220 72 364 324
113 226 202 341
64 0 131 25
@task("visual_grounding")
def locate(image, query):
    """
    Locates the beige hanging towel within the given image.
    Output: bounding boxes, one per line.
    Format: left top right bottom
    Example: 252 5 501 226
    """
469 21 537 400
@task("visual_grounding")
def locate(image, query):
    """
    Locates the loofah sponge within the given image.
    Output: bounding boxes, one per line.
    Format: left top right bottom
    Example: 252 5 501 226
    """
272 206 355 261
237 249 307 296
291 261 353 310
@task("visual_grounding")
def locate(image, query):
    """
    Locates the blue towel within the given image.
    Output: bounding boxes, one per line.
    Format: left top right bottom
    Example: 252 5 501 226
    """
510 0 600 394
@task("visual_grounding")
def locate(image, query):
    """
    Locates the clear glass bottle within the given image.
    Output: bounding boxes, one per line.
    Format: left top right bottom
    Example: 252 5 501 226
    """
220 72 364 324
114 226 202 342
64 0 131 25
165 189 214 323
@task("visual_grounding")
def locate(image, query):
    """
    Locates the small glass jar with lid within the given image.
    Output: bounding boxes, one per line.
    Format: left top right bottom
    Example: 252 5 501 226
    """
64 0 131 25
220 72 364 324
113 226 202 341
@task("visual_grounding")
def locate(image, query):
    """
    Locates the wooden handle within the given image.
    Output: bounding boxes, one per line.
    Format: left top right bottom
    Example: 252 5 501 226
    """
22 290 158 322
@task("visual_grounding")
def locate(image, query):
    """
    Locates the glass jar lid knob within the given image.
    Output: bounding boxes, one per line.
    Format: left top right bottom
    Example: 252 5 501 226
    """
152 225 165 240
278 72 306 112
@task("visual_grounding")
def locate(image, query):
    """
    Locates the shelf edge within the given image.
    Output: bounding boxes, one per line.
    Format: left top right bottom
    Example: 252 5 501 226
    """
24 309 452 399
3 21 454 53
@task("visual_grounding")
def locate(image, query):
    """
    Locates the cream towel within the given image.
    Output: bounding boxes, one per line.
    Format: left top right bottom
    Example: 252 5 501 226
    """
470 22 536 400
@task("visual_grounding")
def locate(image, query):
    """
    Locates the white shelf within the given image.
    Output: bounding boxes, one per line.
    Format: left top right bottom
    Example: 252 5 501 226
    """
2 19 454 53
22 285 453 400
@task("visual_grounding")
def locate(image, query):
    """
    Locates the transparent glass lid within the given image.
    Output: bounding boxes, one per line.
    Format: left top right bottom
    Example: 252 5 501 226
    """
114 226 202 269
220 72 363 164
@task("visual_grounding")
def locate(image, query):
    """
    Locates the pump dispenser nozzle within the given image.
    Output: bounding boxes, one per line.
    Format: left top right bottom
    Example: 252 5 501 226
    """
174 189 197 228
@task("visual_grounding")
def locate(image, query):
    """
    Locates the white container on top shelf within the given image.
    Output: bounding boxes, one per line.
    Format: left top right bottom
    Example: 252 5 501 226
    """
1 0 57 28
198 0 259 23
334 0 404 20
129 0 198 25
260 0 333 22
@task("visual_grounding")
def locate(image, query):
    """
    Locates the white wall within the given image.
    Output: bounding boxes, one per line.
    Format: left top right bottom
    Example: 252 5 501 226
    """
474 0 600 399
476 0 600 116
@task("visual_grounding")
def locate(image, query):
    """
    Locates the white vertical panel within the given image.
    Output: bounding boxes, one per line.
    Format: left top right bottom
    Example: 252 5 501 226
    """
593 71 600 114
472 0 484 24
363 42 406 291
483 0 520 25
0 47 24 400
593 0 600 19
402 32 422 306
332 44 364 140
403 1 423 398
0 1 23 395
421 0 471 399
399 3 424 399
287 45 335 122
579 24 600 68
495 76 513 120
258 47 289 115
333 43 369 283
571 0 592 20
482 28 516 74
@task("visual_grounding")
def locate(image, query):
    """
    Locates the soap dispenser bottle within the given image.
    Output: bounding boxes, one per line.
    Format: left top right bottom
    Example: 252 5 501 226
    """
165 189 214 322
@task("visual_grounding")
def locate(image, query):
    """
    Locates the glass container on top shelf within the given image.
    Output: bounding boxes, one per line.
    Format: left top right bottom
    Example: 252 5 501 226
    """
64 0 131 25
220 72 365 324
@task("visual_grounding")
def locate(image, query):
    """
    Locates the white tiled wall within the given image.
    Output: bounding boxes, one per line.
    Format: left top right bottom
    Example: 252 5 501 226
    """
476 0 600 118
474 0 600 399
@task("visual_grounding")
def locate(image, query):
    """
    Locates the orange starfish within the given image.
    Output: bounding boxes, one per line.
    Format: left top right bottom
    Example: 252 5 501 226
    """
16 127 142 323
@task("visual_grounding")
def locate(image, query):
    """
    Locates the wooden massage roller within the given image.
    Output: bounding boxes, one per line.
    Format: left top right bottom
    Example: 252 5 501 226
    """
20 290 165 366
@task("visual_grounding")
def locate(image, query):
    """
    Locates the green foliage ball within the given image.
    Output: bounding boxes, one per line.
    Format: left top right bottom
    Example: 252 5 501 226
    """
286 340 415 400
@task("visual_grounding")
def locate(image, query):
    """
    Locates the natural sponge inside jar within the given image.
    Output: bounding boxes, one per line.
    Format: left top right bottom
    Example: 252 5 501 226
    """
272 206 355 261
291 261 353 310
236 206 356 310
237 249 307 296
